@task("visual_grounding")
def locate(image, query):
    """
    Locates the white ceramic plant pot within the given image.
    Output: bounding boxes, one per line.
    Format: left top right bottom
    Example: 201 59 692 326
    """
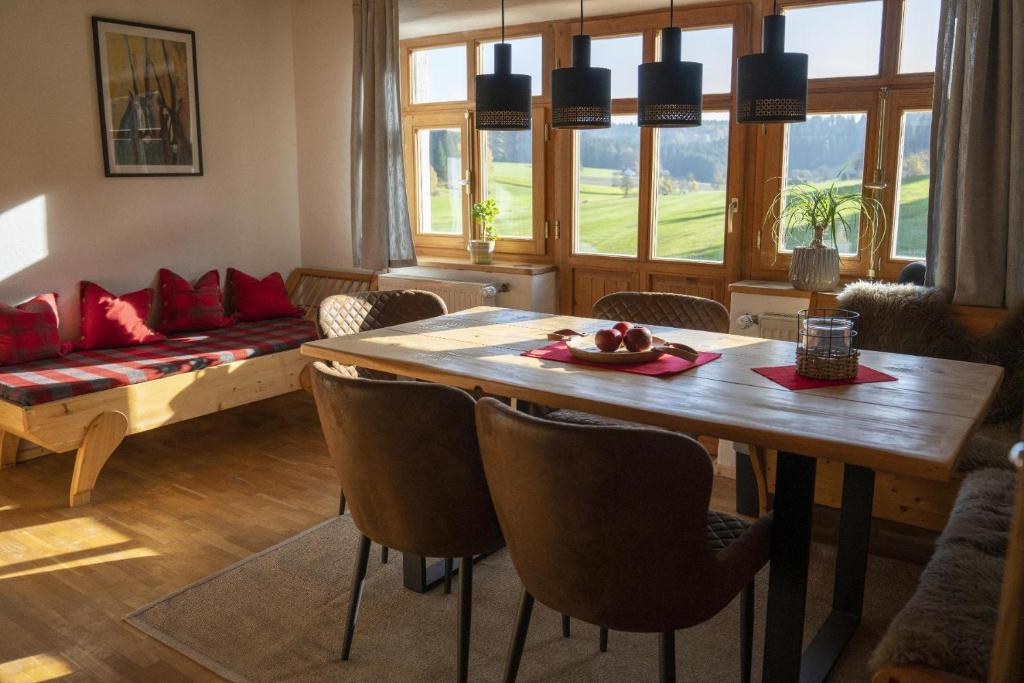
468 239 495 265
788 226 840 292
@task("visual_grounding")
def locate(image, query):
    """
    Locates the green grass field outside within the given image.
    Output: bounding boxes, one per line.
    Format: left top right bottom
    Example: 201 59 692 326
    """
427 162 928 259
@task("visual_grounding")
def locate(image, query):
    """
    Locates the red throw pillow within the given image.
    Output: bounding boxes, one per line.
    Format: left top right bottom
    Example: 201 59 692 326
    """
79 281 165 350
227 268 302 321
0 293 64 365
159 268 232 333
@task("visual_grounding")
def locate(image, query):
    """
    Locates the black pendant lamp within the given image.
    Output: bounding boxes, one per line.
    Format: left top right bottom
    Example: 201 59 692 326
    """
638 0 702 127
476 0 532 131
552 0 611 129
736 0 808 124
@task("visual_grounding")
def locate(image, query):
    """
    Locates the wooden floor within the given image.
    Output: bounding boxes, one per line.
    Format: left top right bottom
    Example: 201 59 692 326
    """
0 391 935 682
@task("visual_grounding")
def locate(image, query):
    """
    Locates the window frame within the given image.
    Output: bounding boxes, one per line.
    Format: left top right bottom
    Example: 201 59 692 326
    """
400 25 553 258
749 0 936 281
402 111 472 248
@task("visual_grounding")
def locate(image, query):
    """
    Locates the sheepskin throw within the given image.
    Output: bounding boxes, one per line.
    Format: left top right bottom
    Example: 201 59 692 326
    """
978 304 1024 424
869 468 1017 680
836 282 974 361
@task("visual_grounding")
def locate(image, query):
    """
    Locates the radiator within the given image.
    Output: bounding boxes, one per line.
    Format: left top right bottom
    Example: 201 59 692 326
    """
377 273 500 313
735 312 800 342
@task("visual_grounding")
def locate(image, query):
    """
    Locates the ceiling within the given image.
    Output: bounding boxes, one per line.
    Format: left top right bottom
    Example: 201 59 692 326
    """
399 0 697 39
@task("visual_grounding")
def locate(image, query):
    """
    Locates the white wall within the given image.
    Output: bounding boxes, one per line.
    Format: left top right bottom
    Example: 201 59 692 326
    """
292 0 355 270
0 0 302 338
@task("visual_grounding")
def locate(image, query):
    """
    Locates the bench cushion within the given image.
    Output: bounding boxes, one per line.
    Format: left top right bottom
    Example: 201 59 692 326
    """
870 468 1016 681
0 317 316 407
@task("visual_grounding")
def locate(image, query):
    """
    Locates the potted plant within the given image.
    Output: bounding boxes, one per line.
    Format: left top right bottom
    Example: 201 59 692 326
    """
764 176 887 291
469 199 499 265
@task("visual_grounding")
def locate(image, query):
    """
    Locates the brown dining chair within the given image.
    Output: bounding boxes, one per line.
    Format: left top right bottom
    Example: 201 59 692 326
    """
546 291 774 518
475 397 773 683
316 289 448 563
311 366 504 682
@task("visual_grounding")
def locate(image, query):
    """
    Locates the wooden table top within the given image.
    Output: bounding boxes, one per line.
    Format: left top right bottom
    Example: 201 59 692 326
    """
302 307 1004 482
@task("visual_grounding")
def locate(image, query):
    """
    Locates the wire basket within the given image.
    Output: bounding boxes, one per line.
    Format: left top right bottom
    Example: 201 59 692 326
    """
796 309 860 380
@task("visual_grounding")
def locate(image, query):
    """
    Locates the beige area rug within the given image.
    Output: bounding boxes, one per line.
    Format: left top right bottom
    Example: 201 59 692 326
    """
127 515 921 682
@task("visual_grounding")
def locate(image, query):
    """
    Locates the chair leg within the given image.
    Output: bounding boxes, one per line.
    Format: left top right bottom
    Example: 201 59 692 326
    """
381 546 389 564
338 491 347 516
444 557 454 594
600 626 609 652
561 614 570 638
503 589 535 683
740 582 754 683
341 534 372 661
659 631 676 683
457 556 473 683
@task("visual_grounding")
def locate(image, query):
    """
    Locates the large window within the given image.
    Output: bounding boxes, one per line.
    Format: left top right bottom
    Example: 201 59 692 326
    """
784 1 884 79
653 112 730 262
576 116 641 257
480 129 533 239
892 110 931 258
415 128 464 234
410 45 467 103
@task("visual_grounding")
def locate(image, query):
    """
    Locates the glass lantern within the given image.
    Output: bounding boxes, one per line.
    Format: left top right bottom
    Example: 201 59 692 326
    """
796 309 860 380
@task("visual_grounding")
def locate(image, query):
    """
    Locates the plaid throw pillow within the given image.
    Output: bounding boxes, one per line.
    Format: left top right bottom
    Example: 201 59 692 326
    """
159 268 232 333
0 292 65 366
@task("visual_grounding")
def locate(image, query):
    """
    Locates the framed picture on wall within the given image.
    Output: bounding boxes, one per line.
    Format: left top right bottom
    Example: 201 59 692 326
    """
92 17 203 177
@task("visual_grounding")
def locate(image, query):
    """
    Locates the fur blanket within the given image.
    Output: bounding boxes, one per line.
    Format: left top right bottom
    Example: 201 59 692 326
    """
869 468 1016 680
837 282 1024 430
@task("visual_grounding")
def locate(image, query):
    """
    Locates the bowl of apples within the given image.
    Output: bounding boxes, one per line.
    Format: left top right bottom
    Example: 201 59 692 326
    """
566 322 686 364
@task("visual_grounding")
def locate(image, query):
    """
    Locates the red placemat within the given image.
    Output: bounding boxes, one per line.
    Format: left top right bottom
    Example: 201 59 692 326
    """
752 364 898 390
523 342 721 377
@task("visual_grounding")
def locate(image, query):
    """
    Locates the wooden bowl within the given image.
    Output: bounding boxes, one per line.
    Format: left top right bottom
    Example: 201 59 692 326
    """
564 337 662 364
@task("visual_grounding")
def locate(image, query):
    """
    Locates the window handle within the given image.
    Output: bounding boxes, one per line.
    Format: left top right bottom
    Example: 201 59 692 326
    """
727 197 739 234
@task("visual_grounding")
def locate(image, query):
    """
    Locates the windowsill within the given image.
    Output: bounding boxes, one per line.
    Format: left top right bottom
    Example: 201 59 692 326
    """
728 280 843 298
413 256 557 276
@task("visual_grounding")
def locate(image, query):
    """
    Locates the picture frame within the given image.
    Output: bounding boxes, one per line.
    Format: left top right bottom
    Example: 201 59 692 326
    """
92 17 204 177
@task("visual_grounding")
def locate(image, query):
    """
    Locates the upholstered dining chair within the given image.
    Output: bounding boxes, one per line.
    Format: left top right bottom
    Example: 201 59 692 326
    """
475 398 773 683
311 366 504 683
316 289 448 564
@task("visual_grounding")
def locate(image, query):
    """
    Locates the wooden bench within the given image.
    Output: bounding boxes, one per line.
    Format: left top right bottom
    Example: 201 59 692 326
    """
0 267 375 507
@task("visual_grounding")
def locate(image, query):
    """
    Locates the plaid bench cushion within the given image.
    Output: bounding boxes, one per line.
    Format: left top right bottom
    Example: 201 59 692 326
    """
0 318 316 407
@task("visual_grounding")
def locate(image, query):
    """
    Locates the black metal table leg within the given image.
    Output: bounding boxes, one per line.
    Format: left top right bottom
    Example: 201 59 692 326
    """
402 554 462 593
799 464 875 683
735 447 761 518
762 451 817 683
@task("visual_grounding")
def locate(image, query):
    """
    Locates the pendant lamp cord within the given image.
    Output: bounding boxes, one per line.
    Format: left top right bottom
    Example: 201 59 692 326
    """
670 0 674 27
773 0 779 15
579 0 584 35
501 0 505 43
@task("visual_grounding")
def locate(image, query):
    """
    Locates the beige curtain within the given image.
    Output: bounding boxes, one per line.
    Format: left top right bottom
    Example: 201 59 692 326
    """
351 0 416 270
926 0 1022 307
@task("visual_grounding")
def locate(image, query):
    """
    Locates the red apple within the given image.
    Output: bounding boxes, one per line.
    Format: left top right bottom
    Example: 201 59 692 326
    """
612 321 631 337
623 325 653 352
594 328 623 352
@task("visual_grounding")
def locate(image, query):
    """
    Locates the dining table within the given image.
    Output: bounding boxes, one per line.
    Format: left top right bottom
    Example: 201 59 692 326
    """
301 306 1003 683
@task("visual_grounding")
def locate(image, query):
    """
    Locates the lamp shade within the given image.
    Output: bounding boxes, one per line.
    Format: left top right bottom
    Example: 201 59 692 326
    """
552 35 611 129
638 27 702 127
736 15 808 124
476 42 532 130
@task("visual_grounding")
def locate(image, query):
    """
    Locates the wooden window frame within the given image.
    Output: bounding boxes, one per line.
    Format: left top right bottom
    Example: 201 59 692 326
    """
403 111 472 248
749 0 935 282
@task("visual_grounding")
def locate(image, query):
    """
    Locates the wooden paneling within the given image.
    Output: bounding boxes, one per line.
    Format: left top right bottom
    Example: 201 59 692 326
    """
649 273 726 305
572 268 640 316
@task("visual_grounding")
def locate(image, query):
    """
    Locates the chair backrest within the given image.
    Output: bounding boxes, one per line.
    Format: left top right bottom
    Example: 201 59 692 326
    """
311 366 503 559
475 397 739 633
591 291 729 333
989 425 1024 683
318 289 446 339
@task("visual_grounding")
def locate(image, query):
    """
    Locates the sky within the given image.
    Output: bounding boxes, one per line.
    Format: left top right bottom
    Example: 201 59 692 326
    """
412 0 941 103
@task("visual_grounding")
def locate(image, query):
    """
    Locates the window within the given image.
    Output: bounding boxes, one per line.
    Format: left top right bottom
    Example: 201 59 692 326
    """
653 112 730 262
576 115 640 257
782 113 868 255
680 27 733 94
899 0 941 73
480 129 533 239
892 110 931 259
785 1 884 79
479 35 543 96
590 35 643 99
415 128 463 234
411 45 467 103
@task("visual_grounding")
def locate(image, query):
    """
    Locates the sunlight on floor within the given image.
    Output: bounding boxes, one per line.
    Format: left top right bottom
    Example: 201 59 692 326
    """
0 516 158 580
0 195 48 282
0 653 73 683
